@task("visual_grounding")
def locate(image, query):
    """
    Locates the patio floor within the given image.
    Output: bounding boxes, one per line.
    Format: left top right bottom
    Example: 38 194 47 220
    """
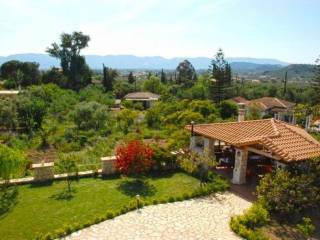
64 192 251 240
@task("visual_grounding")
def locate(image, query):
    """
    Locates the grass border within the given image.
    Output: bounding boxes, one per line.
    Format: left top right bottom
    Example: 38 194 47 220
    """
34 174 229 240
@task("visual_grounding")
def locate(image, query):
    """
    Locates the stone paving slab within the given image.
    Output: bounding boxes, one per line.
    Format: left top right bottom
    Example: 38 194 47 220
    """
63 192 251 240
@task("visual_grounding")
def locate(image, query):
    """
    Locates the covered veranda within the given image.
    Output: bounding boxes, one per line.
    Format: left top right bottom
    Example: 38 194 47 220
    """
186 119 320 186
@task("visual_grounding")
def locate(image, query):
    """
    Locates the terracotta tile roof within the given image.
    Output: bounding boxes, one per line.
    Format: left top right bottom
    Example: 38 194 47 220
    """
230 96 250 105
124 92 160 101
250 97 295 111
186 119 320 162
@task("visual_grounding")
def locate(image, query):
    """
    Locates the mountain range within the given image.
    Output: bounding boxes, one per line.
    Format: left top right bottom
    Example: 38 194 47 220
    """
0 53 288 70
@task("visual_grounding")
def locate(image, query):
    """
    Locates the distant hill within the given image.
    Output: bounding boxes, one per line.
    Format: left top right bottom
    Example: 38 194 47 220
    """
0 53 288 70
260 64 315 82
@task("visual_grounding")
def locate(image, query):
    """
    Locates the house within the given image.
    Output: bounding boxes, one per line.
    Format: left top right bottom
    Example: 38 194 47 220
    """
230 96 295 123
186 118 320 184
123 92 160 108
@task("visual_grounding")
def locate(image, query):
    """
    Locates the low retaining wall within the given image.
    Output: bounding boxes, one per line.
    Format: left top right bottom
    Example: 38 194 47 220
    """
0 156 117 186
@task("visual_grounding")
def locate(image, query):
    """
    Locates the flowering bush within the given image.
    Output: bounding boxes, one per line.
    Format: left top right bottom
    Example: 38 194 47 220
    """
115 140 154 175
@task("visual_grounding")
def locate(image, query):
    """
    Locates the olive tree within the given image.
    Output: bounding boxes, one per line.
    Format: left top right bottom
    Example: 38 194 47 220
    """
0 145 25 190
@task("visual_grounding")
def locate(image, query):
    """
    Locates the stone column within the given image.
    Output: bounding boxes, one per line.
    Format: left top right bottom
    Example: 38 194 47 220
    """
101 156 116 175
203 137 215 156
232 148 248 184
32 162 54 182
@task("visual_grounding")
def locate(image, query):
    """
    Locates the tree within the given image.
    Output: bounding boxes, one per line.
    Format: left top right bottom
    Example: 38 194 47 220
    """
102 64 118 92
219 100 238 119
16 90 47 135
257 169 319 217
42 67 68 88
313 56 320 104
115 140 154 175
72 101 108 131
128 71 135 84
160 69 167 84
0 60 41 88
0 145 25 190
0 99 18 131
113 80 132 98
176 60 197 87
56 154 79 193
209 49 233 103
46 31 92 91
142 76 164 94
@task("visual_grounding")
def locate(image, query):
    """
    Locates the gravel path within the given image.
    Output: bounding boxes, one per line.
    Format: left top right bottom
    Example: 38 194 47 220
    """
64 192 251 240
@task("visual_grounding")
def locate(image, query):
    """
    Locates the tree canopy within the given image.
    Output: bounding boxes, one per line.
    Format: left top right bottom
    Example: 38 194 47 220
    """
176 60 197 87
209 49 233 103
46 31 92 91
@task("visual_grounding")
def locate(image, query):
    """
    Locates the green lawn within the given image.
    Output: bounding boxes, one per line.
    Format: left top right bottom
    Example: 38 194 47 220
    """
0 172 200 240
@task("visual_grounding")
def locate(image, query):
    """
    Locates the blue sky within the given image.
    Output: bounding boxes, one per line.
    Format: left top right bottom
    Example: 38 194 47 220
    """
0 0 319 63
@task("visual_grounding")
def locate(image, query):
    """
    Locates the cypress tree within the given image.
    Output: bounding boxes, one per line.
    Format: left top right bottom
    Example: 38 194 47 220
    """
128 71 135 84
160 69 167 84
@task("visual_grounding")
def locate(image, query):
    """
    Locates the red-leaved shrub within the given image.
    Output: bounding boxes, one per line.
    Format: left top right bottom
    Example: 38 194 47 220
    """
115 140 154 175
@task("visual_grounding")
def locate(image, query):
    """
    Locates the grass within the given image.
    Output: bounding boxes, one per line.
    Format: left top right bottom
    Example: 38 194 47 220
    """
0 172 200 240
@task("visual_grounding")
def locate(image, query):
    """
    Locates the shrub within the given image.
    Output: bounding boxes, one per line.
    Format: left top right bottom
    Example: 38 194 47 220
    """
257 169 318 216
230 203 269 240
115 140 154 175
296 217 315 238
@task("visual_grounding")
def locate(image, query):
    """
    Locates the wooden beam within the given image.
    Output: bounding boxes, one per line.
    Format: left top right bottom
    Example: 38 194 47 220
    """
247 146 281 160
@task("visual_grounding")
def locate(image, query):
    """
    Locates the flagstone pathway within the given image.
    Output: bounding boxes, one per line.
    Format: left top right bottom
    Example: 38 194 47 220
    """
64 192 251 240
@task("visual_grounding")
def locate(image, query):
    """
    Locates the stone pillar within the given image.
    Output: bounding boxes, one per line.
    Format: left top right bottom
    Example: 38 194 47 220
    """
232 148 248 184
203 137 215 156
32 162 54 182
238 103 246 122
101 156 116 175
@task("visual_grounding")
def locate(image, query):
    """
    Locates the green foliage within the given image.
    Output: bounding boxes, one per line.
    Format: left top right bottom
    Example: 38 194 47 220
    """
116 109 138 134
72 101 109 131
209 49 233 103
0 98 18 130
142 76 166 94
219 100 238 119
78 85 114 106
0 145 25 184
0 60 41 87
246 103 262 120
46 31 91 91
128 71 135 84
56 154 79 193
16 91 47 135
102 65 118 92
176 60 197 87
113 80 133 98
296 217 315 238
230 203 269 240
42 68 68 88
257 169 319 216
313 56 320 104
151 144 177 170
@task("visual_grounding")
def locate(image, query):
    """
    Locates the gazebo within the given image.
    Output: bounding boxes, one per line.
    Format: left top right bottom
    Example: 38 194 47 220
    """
186 119 320 184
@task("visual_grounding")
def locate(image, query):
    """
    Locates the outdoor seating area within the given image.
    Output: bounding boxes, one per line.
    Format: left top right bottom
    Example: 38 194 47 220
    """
187 118 320 185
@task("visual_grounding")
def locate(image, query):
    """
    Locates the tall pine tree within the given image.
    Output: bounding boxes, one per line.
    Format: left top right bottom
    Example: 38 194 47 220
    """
209 49 233 103
314 56 320 104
